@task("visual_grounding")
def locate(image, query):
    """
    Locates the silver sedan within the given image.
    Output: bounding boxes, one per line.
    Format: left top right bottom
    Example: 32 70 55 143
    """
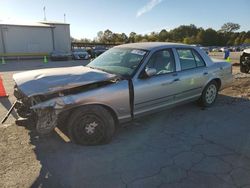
13 42 233 145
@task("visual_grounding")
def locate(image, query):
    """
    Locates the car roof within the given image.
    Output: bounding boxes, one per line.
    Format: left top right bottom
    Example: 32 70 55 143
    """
115 42 192 51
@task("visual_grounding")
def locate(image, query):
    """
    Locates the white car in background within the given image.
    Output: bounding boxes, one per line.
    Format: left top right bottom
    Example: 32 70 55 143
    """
72 49 90 60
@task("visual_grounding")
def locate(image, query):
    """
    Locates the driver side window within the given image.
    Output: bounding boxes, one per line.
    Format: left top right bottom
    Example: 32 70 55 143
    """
147 49 175 75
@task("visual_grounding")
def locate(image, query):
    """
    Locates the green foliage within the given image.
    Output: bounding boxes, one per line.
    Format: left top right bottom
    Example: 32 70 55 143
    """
244 38 250 44
83 23 249 46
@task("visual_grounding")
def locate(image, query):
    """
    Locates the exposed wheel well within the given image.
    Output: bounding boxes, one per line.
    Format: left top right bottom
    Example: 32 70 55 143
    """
99 104 119 127
58 104 119 128
212 78 221 90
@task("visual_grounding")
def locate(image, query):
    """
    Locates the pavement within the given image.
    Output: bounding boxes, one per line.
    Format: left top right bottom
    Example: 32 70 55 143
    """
1 55 250 188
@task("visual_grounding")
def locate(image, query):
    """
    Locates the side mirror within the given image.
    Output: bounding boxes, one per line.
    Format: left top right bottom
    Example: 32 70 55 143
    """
145 68 157 77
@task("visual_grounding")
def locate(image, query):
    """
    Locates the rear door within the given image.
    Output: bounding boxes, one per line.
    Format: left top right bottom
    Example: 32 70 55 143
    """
174 48 209 102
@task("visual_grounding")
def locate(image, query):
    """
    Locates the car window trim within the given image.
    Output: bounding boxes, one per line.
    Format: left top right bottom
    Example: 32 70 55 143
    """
191 49 206 67
130 49 150 78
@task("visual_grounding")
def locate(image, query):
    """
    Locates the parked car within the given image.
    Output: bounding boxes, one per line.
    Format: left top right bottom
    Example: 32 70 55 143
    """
50 50 70 61
219 47 228 52
92 46 107 57
232 46 241 52
12 42 233 145
240 48 250 73
200 47 209 54
212 47 220 52
72 48 90 60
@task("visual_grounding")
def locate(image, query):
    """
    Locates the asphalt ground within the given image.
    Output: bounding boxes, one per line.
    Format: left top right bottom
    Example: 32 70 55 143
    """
1 53 250 188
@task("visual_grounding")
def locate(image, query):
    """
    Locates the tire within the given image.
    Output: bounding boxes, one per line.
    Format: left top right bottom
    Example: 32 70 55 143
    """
68 105 115 146
199 81 218 107
240 65 250 73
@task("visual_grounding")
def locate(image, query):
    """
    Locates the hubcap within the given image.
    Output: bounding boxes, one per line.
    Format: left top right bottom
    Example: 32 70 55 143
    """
85 121 98 135
73 114 105 144
205 84 217 104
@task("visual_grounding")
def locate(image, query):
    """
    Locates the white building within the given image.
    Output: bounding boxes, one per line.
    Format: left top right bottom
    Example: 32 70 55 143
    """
0 21 71 56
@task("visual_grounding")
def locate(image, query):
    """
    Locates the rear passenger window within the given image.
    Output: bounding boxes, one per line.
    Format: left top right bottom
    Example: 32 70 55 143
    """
177 49 206 70
193 50 206 67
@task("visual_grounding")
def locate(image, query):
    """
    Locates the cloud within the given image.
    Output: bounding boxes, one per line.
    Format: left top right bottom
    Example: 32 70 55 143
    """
136 0 163 17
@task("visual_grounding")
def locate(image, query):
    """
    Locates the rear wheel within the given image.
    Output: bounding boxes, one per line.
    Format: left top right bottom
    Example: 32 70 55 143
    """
199 81 218 107
68 105 115 145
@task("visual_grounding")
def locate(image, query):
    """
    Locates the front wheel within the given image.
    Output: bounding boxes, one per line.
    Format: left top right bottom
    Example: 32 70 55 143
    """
240 65 250 73
199 81 218 107
68 105 115 145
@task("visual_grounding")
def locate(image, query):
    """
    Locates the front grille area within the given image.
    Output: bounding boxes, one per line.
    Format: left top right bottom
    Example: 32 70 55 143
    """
14 85 26 100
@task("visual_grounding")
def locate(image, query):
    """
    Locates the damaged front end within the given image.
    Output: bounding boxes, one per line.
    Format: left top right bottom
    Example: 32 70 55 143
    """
14 86 57 134
13 80 118 134
11 65 120 134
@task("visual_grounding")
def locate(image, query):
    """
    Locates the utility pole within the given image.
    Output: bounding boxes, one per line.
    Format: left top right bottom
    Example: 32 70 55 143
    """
64 13 66 23
43 6 47 21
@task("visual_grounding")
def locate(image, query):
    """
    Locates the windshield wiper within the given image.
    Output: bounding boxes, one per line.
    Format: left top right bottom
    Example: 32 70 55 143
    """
87 66 104 72
87 66 128 79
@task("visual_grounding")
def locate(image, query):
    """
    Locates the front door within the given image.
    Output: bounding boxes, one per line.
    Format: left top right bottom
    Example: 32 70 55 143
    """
133 49 181 116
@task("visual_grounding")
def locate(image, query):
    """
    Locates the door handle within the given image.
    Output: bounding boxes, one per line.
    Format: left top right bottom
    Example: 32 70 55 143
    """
161 78 180 86
170 78 180 84
203 72 208 75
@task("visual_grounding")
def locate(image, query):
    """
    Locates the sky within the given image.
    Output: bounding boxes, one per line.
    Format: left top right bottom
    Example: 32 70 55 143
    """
0 0 249 40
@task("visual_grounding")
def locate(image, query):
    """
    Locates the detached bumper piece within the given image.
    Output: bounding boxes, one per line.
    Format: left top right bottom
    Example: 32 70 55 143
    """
1 101 17 124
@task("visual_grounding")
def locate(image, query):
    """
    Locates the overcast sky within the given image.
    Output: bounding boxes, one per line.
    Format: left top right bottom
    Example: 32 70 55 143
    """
0 0 249 39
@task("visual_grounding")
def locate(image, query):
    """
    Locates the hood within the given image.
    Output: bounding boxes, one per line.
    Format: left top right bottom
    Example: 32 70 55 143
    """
13 66 117 97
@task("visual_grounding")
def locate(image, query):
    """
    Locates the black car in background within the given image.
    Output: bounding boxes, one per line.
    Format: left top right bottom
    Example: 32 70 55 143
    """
91 46 107 58
240 48 250 73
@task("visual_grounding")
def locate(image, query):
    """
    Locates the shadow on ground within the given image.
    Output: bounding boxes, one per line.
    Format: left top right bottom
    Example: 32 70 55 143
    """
20 94 250 188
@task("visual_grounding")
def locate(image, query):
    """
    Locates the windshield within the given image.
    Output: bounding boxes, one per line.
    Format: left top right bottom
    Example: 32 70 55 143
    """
87 48 147 77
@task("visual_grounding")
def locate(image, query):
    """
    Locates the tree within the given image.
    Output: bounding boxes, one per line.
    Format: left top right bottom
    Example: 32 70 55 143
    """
158 29 168 41
80 38 91 43
103 29 113 43
148 32 158 42
234 37 241 45
141 38 148 42
129 32 137 43
220 22 240 33
97 31 104 43
89 23 248 46
134 34 143 42
243 38 250 44
169 24 200 42
183 36 196 44
120 33 128 43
